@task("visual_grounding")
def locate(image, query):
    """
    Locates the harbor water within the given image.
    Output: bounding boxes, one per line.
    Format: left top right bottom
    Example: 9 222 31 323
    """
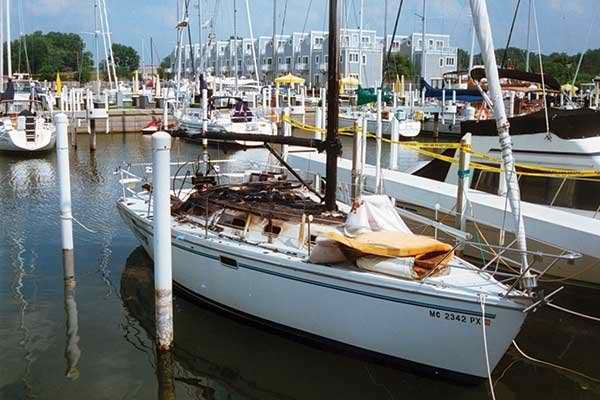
1 133 599 399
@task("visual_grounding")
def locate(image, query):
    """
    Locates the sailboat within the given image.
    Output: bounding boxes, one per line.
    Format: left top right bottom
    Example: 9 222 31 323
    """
117 0 547 379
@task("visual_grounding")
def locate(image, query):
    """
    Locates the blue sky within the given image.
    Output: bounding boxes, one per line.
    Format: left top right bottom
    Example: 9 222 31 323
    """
19 0 600 64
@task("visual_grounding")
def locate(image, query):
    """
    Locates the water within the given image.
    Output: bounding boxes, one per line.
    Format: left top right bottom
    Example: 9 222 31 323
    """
1 133 599 399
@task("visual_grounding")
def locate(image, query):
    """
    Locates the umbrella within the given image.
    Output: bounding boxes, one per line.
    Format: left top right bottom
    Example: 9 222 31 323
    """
274 73 305 86
561 83 578 96
56 72 63 97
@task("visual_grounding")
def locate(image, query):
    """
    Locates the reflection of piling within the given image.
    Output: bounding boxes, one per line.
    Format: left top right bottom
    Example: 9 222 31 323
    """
89 119 97 152
63 251 81 380
156 349 176 400
55 113 74 254
152 131 174 352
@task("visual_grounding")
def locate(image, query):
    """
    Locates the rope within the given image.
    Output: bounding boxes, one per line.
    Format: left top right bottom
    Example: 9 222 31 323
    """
480 295 497 400
547 302 600 322
282 115 600 178
512 340 600 384
72 216 99 234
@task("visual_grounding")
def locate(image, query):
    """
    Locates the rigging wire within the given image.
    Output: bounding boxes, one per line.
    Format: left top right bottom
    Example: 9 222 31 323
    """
500 0 521 69
380 0 404 91
531 0 550 137
300 0 314 36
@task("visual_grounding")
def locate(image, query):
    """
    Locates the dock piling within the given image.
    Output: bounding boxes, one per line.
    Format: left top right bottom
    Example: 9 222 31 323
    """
201 88 209 160
89 119 97 152
152 131 174 352
55 113 74 254
389 93 399 170
455 133 472 249
375 89 383 193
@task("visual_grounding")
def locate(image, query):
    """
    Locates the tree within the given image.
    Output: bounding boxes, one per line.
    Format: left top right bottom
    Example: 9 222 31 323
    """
383 53 414 83
4 31 94 82
457 48 470 71
103 43 139 79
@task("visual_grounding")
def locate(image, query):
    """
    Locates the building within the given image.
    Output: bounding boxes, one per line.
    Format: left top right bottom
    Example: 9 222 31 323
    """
176 30 456 89
380 33 458 87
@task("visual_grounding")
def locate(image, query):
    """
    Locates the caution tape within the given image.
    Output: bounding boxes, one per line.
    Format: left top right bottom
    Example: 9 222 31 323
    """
283 116 600 179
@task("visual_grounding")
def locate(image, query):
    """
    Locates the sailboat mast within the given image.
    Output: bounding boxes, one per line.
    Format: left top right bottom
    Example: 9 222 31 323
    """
525 0 531 72
6 0 11 78
244 0 260 87
271 0 277 82
420 0 426 83
325 0 340 211
1 0 4 85
382 0 387 84
469 0 534 288
94 1 100 94
197 0 202 72
233 0 238 91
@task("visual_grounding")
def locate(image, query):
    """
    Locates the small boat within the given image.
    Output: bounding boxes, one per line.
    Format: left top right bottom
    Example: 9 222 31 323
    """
177 96 276 147
339 108 421 138
0 79 56 153
141 116 161 134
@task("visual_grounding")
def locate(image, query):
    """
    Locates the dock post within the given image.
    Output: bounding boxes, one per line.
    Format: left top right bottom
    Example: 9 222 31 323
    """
89 119 97 152
452 91 457 125
162 97 169 131
55 113 74 255
282 107 291 160
152 131 174 352
201 88 209 161
441 89 446 124
351 120 362 201
361 113 367 174
62 250 81 380
375 89 383 193
320 88 327 130
455 133 472 249
314 101 323 193
389 93 399 170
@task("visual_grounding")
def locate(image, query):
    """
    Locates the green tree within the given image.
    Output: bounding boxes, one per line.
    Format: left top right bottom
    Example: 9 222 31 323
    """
383 53 414 83
102 43 139 79
457 48 470 71
4 31 93 82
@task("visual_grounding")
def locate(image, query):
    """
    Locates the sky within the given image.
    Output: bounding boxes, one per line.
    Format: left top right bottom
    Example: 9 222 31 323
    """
18 0 600 64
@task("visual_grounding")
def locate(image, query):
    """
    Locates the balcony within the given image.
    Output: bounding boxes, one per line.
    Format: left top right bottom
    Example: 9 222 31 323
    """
295 63 308 71
278 64 290 72
319 63 328 72
261 65 272 72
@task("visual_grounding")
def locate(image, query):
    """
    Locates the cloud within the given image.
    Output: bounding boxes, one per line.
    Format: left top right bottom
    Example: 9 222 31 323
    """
25 0 87 17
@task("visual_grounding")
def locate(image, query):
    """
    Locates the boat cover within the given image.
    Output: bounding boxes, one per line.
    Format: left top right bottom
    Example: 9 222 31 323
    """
323 230 453 258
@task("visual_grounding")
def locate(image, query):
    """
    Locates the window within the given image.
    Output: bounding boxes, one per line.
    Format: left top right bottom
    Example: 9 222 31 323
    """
246 43 252 51
418 39 423 48
314 37 324 46
324 55 328 63
267 57 272 65
302 56 309 64
297 56 301 63
439 57 444 67
361 36 370 44
352 34 358 45
285 57 291 64
428 39 434 48
436 40 444 49
278 57 282 64
362 54 367 64
315 55 320 64
349 52 359 63
264 221 282 236
446 57 455 66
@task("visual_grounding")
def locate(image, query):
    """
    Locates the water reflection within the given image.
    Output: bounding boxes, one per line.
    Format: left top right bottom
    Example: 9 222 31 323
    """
63 252 81 380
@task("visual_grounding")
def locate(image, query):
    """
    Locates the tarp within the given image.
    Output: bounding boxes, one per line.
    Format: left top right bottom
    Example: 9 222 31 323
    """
356 86 393 106
323 230 453 258
56 72 62 97
420 78 484 103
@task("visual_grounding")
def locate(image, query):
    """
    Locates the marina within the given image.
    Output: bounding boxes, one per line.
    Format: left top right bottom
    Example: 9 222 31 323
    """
2 0 600 398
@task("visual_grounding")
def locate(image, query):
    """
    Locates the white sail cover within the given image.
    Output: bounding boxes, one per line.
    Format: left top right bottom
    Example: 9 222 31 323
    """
345 195 411 236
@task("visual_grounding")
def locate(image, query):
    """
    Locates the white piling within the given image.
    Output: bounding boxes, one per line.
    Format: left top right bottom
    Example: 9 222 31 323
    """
389 93 399 170
441 89 446 124
361 113 367 172
275 86 280 113
452 90 457 125
163 98 169 130
455 133 472 237
375 89 383 193
152 131 174 352
55 113 74 253
282 107 291 160
201 88 209 159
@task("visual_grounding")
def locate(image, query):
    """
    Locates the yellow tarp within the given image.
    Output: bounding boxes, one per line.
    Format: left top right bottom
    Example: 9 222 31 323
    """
56 72 62 97
323 230 453 258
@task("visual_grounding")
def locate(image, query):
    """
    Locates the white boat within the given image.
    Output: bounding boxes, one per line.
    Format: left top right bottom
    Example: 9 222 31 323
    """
339 108 421 138
0 80 56 152
117 162 533 378
176 96 276 147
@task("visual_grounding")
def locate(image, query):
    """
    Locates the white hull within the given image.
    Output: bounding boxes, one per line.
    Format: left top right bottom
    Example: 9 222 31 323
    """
339 114 421 138
471 132 600 169
118 201 527 378
0 124 56 152
178 115 276 147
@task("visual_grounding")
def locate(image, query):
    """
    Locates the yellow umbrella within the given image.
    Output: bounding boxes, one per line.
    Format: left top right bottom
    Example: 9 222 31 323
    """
274 73 305 86
561 83 578 96
340 76 359 86
56 72 63 97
